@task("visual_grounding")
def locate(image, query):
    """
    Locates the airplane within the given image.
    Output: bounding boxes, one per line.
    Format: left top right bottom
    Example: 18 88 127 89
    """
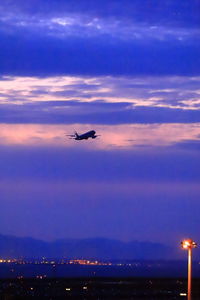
66 130 100 140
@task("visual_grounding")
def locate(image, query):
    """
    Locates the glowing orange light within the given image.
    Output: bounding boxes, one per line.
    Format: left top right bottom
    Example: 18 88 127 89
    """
181 239 197 250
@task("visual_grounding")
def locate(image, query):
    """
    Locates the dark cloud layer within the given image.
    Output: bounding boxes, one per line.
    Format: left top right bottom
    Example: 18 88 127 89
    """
0 144 200 182
0 1 199 76
1 102 200 124
0 31 199 77
1 141 200 242
1 0 200 27
1 177 200 243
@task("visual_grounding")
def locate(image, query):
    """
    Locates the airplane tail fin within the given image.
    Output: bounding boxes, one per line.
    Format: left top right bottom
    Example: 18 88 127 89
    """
74 131 79 138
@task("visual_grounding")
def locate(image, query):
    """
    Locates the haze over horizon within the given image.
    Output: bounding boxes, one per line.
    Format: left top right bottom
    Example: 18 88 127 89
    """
1 1 200 250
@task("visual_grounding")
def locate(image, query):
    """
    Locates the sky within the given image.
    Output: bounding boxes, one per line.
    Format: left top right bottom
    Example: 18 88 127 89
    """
0 0 200 247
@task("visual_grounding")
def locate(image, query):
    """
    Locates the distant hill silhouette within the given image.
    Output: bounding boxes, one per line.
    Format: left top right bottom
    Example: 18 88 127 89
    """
0 234 183 260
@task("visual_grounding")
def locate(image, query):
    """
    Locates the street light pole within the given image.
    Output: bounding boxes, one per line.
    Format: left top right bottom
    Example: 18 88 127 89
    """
181 239 197 300
188 247 192 300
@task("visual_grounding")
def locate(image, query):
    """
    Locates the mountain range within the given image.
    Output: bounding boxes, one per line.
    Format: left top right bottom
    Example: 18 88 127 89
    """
0 234 186 260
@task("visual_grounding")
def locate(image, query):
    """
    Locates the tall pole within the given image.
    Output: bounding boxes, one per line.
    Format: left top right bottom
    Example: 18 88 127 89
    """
188 247 192 300
181 239 197 300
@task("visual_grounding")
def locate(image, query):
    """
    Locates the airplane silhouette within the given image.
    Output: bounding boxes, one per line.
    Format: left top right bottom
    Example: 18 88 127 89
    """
66 130 100 140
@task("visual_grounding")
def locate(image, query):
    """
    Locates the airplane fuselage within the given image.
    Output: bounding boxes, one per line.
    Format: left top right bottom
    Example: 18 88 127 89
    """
75 130 97 140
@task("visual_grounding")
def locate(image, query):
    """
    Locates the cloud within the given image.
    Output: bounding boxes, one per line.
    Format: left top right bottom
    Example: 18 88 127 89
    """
0 1 199 77
1 123 200 150
1 0 199 28
2 101 200 125
1 75 200 124
0 30 199 77
1 179 200 242
173 139 200 151
0 137 200 182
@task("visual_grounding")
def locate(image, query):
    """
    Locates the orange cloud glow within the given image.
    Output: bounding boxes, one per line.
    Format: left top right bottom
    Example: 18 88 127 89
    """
1 123 200 149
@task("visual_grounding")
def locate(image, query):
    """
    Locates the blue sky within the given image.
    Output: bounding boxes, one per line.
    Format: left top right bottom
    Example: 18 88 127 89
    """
0 0 200 247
